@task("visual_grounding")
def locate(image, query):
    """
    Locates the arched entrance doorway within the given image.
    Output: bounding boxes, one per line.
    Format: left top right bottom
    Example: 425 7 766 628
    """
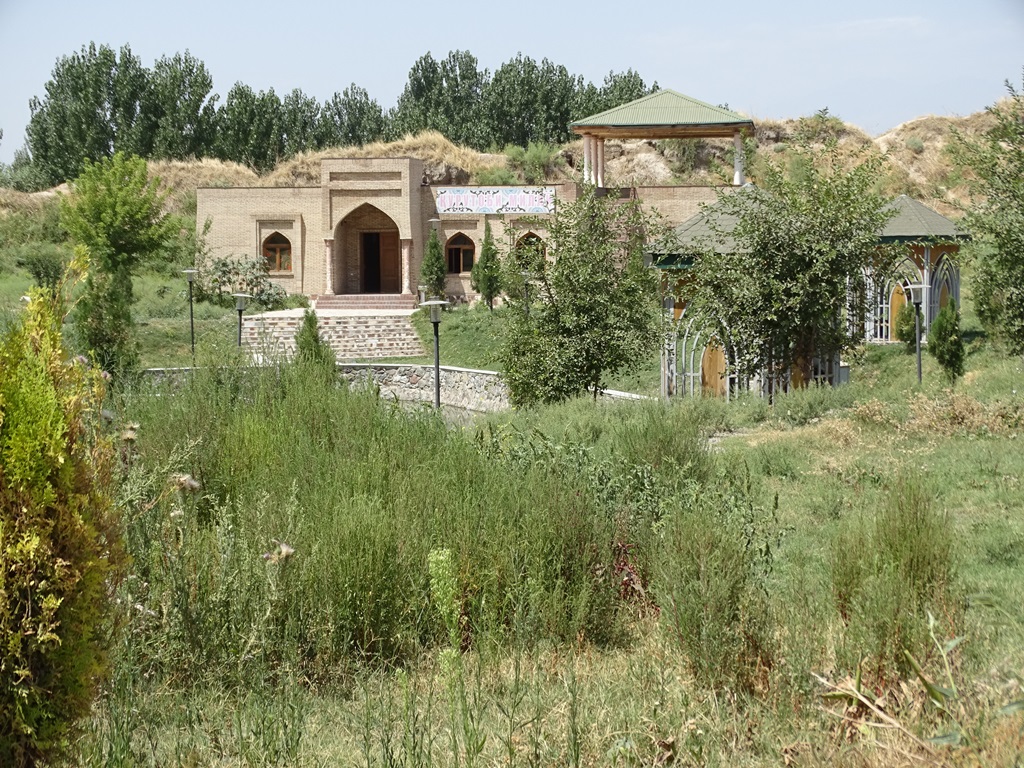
334 204 401 294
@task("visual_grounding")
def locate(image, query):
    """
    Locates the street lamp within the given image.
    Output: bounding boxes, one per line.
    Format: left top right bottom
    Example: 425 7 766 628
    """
182 269 198 357
905 283 927 385
520 270 532 317
420 298 448 409
232 292 252 348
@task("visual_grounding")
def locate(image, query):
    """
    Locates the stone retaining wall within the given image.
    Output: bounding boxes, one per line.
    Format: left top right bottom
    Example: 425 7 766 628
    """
141 365 646 413
337 364 510 412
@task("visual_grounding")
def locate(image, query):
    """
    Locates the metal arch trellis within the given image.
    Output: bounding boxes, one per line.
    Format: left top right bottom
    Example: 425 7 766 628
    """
666 305 743 400
868 257 921 342
929 254 959 327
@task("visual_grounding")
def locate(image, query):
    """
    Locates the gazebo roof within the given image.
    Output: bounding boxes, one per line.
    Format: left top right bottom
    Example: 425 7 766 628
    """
650 192 966 268
570 89 755 139
879 195 968 242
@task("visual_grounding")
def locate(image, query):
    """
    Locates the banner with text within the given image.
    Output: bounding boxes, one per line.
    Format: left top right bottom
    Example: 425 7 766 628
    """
434 187 555 214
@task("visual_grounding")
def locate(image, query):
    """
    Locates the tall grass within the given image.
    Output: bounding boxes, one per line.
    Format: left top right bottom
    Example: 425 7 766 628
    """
831 476 961 684
112 359 702 691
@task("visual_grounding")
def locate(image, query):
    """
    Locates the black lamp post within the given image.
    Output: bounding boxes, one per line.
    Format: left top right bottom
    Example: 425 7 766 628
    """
182 269 198 357
232 292 251 348
520 270 532 317
420 298 448 408
906 283 927 385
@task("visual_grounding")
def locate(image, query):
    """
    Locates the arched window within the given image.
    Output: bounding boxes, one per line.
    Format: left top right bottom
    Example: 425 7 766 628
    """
446 233 474 274
263 232 292 272
516 232 546 257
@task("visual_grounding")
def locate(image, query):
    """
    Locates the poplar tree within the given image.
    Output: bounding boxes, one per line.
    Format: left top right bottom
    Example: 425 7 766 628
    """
470 220 501 310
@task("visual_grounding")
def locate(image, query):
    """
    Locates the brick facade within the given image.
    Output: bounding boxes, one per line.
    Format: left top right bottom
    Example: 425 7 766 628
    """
196 158 730 301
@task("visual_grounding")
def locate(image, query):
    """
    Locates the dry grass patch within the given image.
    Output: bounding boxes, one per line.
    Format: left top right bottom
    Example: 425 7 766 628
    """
266 131 503 186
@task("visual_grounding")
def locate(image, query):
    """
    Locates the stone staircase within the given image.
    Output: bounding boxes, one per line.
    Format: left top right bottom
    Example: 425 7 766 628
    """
241 310 424 360
312 294 420 311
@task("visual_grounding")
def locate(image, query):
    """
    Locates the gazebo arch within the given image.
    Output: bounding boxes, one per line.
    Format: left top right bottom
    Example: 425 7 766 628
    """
569 89 755 188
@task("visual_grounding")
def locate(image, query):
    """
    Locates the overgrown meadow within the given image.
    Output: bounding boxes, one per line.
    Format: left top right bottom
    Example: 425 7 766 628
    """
65 333 1024 766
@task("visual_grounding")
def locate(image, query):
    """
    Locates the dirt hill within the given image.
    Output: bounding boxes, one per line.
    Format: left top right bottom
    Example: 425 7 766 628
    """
5 107 998 220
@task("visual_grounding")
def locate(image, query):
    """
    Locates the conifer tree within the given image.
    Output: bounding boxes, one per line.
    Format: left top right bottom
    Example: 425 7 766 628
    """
470 220 501 310
421 228 446 300
928 300 965 384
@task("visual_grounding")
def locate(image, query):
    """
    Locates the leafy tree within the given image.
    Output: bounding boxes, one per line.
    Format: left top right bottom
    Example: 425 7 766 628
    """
27 43 152 185
148 51 218 160
322 85 387 147
0 264 124 766
597 69 656 113
952 74 1024 355
499 186 668 405
280 88 323 157
683 142 895 398
215 83 284 173
470 220 501 310
928 300 965 384
420 228 446 300
61 152 174 373
391 51 488 147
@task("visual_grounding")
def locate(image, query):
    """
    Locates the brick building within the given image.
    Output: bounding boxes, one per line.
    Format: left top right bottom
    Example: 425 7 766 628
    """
196 90 753 307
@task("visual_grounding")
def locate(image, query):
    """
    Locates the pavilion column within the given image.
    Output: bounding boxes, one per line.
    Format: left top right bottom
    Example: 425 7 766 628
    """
596 138 605 188
323 238 335 295
922 246 932 332
401 238 413 294
733 132 745 186
582 135 593 184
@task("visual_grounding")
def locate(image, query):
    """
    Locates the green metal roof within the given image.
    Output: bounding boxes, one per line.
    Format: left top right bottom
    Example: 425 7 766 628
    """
570 89 753 131
650 193 964 266
879 195 967 242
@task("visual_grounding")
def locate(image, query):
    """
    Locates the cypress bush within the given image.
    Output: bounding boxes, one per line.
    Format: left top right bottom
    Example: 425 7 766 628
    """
928 300 965 384
893 301 920 352
420 228 447 300
294 309 336 369
0 276 124 765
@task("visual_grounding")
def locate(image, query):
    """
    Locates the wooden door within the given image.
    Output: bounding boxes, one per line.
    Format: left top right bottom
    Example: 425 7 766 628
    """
889 284 906 339
380 231 400 293
701 343 728 397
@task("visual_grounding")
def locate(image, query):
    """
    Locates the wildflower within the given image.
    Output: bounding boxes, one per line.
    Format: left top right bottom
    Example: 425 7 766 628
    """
172 473 200 492
262 539 296 564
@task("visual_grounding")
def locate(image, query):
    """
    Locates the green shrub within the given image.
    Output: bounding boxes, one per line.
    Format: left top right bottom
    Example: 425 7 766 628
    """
905 136 925 154
294 309 336 369
473 166 517 185
655 480 778 691
893 301 920 352
194 254 288 311
15 243 70 295
505 143 562 184
928 300 965 384
0 197 66 251
830 477 959 685
0 278 124 765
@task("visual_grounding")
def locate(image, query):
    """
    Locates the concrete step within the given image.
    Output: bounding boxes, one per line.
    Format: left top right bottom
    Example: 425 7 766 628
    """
313 294 419 310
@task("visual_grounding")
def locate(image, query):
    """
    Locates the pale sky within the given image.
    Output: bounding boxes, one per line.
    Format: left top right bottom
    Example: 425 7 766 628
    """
1 0 1022 164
